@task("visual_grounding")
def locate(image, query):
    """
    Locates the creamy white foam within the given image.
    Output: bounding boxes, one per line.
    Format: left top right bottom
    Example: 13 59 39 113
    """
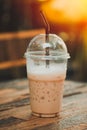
28 64 66 81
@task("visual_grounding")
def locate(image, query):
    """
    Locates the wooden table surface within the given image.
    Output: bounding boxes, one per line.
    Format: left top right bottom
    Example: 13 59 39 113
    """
0 79 87 130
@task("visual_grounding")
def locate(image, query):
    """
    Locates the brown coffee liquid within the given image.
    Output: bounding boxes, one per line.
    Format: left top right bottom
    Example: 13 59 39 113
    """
28 74 65 117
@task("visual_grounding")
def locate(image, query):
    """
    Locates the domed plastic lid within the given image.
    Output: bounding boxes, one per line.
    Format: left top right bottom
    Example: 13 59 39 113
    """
25 34 70 60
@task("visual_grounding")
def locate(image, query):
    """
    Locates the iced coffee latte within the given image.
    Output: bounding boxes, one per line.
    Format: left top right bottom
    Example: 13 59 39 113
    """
25 34 70 117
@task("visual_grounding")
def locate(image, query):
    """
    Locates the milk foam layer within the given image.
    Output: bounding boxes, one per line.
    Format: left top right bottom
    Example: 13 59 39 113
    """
28 64 66 81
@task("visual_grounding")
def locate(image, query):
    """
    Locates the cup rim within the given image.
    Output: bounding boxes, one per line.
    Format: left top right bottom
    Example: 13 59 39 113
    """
24 51 70 60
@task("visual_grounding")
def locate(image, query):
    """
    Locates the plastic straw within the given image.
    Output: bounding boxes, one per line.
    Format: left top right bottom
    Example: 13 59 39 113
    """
40 10 50 67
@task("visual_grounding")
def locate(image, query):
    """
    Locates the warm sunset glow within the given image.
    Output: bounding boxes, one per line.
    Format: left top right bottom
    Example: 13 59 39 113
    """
41 0 87 23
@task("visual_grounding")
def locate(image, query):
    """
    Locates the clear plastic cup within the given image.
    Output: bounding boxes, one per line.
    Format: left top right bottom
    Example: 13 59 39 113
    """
24 34 70 117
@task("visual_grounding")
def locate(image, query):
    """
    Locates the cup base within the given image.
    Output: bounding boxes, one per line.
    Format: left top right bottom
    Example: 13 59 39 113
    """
32 111 60 118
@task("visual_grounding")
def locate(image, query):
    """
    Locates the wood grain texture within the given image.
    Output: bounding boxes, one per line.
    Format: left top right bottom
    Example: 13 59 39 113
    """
0 29 45 41
0 28 45 70
0 59 26 69
0 79 87 130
